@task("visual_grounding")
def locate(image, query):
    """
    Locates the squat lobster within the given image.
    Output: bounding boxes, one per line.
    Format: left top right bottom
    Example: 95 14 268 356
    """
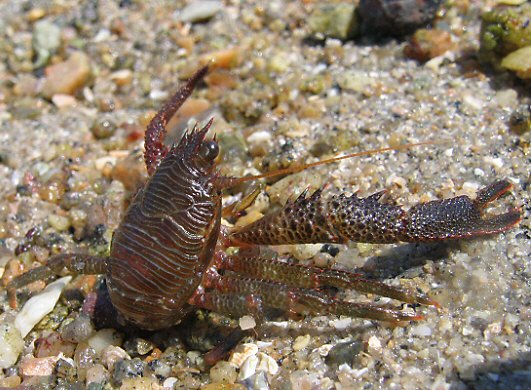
8 65 521 360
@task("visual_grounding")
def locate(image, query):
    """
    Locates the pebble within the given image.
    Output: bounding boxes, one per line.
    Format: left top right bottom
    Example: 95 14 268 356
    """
404 29 454 61
48 213 70 232
162 377 178 388
14 276 72 338
358 0 442 37
367 335 382 353
109 69 133 87
112 357 145 385
32 20 61 68
238 315 256 330
411 324 433 337
51 94 78 108
307 3 358 40
91 118 117 140
178 1 223 23
86 364 109 385
239 354 258 381
326 340 363 365
19 355 59 377
330 317 352 330
210 360 238 383
88 329 123 355
256 352 279 376
102 345 130 371
0 321 24 369
60 313 95 343
293 334 311 351
228 343 258 367
41 52 92 98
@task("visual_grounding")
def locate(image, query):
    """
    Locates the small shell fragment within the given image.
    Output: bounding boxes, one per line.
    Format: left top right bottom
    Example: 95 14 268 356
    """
14 276 72 337
238 354 258 381
228 343 258 368
256 352 279 376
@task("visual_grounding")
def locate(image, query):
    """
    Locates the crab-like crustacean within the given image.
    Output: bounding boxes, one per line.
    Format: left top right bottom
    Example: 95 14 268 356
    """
8 65 521 362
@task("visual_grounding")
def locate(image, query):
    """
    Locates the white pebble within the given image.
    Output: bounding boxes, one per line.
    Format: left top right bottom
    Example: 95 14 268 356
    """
14 276 72 337
293 334 311 351
94 156 117 171
101 345 130 371
411 324 433 337
367 336 382 352
317 344 333 357
88 329 123 354
330 317 352 330
257 352 279 376
246 130 272 144
0 321 24 369
238 354 259 380
178 1 223 23
163 377 178 388
473 168 485 177
228 343 258 367
239 315 256 330
483 156 504 169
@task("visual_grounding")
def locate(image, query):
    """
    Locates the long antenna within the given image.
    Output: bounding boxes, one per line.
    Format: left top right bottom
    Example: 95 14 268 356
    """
218 140 444 189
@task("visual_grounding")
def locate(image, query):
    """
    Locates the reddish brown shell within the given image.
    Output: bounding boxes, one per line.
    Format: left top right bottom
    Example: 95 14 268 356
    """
107 128 221 329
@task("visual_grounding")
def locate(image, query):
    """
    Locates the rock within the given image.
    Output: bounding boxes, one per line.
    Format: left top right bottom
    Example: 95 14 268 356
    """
404 28 454 61
61 313 95 343
293 334 311 351
509 104 531 134
178 1 223 23
501 46 531 78
358 0 442 38
102 345 130 372
14 276 72 338
41 52 92 98
19 355 59 377
86 364 109 386
326 340 363 365
32 20 61 68
112 357 145 386
308 3 359 40
210 360 238 383
91 118 117 140
0 321 24 369
88 329 123 355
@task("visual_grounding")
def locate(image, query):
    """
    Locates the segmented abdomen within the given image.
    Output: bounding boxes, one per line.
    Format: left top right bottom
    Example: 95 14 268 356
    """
107 155 219 330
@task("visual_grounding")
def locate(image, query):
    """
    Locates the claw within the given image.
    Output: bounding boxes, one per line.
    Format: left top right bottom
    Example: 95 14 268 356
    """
403 180 521 241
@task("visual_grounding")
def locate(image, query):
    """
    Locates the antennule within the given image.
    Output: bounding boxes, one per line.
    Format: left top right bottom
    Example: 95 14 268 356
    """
218 140 447 189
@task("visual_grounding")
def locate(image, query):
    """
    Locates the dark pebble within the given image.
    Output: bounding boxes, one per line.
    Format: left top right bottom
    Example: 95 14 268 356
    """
112 357 146 386
326 339 363 366
358 0 442 38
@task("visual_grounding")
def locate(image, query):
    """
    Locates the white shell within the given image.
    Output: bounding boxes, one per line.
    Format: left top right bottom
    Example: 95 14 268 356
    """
14 276 72 337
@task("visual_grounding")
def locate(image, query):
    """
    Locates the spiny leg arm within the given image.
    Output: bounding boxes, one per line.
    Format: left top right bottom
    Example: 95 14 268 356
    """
231 180 521 245
7 254 108 308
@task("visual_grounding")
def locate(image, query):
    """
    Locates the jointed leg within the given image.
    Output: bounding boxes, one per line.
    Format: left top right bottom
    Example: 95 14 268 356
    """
195 274 423 322
7 254 108 308
231 180 521 245
219 254 437 306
